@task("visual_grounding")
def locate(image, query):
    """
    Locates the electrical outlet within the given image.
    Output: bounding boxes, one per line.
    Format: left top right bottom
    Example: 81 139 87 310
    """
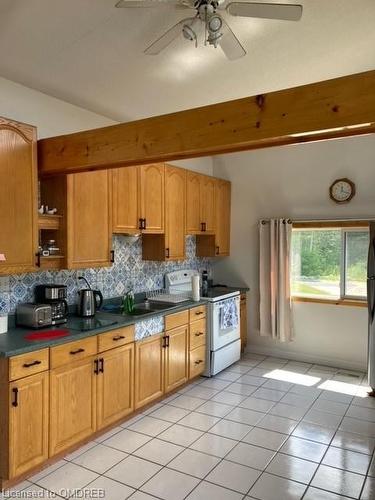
0 277 10 293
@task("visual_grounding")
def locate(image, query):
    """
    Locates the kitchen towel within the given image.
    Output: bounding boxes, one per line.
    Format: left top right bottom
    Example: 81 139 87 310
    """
192 275 200 301
219 298 239 329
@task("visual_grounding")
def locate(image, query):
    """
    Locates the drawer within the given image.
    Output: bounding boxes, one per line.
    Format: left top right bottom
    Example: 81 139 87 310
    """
9 348 49 381
189 319 206 350
50 337 97 369
98 325 135 352
189 305 206 322
189 345 206 379
165 310 189 331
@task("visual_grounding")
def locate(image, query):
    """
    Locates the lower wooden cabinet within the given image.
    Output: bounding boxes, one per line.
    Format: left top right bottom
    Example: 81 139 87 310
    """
8 371 49 479
97 343 134 429
164 325 188 393
134 334 164 409
189 345 206 379
49 357 97 456
240 293 247 352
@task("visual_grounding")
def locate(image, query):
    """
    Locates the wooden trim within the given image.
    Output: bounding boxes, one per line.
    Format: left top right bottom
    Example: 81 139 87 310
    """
292 221 370 229
38 71 375 176
293 296 367 308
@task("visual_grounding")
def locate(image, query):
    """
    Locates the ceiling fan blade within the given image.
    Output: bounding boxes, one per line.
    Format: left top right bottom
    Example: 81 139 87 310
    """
116 0 178 7
219 17 246 60
144 17 195 55
226 2 303 21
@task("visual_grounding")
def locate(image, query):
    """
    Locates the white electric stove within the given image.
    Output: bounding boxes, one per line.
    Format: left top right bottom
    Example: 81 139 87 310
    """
164 270 241 377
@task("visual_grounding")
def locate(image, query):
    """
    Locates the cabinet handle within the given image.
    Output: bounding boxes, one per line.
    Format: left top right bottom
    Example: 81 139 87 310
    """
162 336 167 348
99 358 104 373
165 248 170 258
12 388 19 407
194 332 204 337
165 335 170 348
36 252 41 268
216 246 220 255
203 222 207 232
195 311 204 316
70 348 85 355
200 222 204 232
23 360 42 368
94 359 99 375
110 250 115 263
113 335 125 341
143 218 147 230
194 359 203 365
139 218 143 230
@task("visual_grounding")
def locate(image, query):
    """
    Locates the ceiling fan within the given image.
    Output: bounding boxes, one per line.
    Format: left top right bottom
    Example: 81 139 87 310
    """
115 0 303 60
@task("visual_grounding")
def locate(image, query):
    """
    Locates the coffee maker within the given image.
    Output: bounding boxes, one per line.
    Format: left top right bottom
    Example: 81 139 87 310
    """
34 284 68 325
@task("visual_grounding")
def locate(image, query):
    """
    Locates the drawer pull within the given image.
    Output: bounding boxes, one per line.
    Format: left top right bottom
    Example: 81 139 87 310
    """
23 360 42 368
113 335 125 341
70 348 85 355
94 359 99 375
99 358 104 373
12 388 19 407
194 359 203 365
194 332 204 337
195 311 204 316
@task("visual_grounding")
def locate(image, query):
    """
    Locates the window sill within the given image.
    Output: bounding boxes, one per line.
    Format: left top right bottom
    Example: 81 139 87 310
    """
292 296 367 308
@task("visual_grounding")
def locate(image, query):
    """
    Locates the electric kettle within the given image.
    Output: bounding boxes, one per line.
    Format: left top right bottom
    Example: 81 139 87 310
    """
77 277 103 317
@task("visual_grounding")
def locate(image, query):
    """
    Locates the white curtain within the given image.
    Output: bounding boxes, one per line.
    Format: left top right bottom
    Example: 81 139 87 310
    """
259 218 293 342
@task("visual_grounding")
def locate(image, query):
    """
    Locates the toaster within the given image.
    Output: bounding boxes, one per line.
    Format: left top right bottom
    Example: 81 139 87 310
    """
16 303 53 329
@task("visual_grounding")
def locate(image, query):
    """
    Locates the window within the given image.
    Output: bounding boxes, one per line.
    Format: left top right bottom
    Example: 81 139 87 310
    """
291 226 369 301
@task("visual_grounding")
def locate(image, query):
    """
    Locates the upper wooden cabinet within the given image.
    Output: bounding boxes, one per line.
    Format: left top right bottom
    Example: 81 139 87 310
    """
186 172 216 235
0 116 38 275
112 166 139 234
196 178 231 257
139 164 165 233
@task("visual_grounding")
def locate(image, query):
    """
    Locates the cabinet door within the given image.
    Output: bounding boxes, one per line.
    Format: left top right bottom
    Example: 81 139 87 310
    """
50 358 96 456
186 171 201 234
67 169 112 269
164 326 188 393
240 294 247 352
8 372 49 479
139 164 164 233
200 176 216 234
0 117 38 274
112 166 139 234
165 165 186 260
134 334 164 409
215 179 231 256
97 344 134 430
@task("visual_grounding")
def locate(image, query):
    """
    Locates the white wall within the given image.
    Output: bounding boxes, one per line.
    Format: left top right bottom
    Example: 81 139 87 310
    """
212 134 375 371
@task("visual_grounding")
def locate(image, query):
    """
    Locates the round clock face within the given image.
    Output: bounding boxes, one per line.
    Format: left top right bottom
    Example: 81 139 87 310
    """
330 178 355 203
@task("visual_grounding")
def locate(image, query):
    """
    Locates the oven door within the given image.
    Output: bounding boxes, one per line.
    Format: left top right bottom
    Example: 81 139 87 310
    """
211 295 240 351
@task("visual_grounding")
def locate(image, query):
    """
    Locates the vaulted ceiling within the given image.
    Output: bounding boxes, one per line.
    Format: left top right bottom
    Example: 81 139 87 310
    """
0 0 374 122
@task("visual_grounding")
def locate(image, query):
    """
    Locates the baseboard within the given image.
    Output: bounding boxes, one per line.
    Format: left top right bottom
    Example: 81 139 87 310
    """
244 344 366 372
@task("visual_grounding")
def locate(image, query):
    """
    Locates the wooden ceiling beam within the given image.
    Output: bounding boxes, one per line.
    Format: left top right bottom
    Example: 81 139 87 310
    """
38 70 375 176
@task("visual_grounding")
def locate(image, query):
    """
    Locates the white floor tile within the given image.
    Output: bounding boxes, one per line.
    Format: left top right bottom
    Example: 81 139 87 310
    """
178 412 220 431
322 446 371 475
65 441 98 461
269 402 307 421
352 395 375 409
103 429 152 453
226 364 252 374
199 378 231 391
18 484 62 498
187 480 243 500
340 416 375 437
266 453 318 484
257 414 298 434
226 442 275 469
367 454 375 477
35 462 98 498
279 436 327 462
311 398 349 416
127 416 172 437
211 391 246 406
225 382 258 396
236 374 266 386
209 419 252 440
133 438 184 465
184 386 219 400
238 396 275 413
71 443 127 474
190 433 237 457
226 407 265 426
129 491 161 500
169 395 205 411
281 393 316 408
148 405 190 423
78 476 135 500
249 472 306 500
303 487 347 500
311 464 365 498
332 430 375 455
303 409 342 429
243 427 288 451
29 460 67 482
263 379 294 392
95 426 124 443
292 421 335 444
252 387 286 402
141 467 200 500
206 459 261 493
361 476 375 500
158 424 203 446
347 405 375 422
318 390 353 404
168 448 220 478
214 371 242 382
105 455 162 488
196 400 233 418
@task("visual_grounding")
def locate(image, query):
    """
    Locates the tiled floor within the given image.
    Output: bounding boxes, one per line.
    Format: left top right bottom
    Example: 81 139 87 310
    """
3 354 375 499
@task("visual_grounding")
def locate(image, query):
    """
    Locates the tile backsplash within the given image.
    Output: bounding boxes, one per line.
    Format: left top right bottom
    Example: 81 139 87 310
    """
0 235 211 313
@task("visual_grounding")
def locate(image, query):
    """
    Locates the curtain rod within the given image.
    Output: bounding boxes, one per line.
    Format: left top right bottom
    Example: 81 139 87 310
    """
260 217 375 224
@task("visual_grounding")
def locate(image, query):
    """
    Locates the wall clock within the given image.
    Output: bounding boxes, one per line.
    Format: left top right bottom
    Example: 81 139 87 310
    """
329 178 356 204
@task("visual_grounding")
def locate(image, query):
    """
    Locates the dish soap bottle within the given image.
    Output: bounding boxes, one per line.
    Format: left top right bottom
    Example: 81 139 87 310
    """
122 290 135 314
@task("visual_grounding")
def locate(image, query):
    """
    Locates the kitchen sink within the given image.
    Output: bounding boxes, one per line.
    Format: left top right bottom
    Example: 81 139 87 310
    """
101 301 178 316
